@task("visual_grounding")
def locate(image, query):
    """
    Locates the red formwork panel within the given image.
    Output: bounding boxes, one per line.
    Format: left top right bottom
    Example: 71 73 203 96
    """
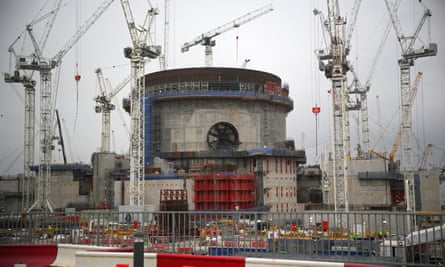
0 244 58 267
193 173 256 210
157 253 245 267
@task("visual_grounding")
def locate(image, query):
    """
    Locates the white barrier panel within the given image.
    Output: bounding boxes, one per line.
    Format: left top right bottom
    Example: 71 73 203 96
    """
75 251 157 267
53 244 107 267
246 257 345 267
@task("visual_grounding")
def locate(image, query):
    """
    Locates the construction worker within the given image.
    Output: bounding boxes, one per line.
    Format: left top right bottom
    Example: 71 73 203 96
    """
377 229 383 238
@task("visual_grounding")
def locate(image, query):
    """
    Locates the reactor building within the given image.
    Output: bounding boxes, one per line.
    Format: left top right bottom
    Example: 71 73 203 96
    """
115 67 306 212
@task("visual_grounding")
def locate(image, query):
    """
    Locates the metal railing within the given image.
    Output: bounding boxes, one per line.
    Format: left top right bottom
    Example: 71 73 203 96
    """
0 210 444 266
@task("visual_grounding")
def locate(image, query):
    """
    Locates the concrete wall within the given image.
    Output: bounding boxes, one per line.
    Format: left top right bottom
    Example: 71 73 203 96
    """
0 178 21 192
50 179 89 209
0 170 90 211
92 152 116 205
262 157 298 212
325 158 392 209
418 169 441 212
114 155 301 212
0 178 22 212
154 99 287 153
114 179 190 210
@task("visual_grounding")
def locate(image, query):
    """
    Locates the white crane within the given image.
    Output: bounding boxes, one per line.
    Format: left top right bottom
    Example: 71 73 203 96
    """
120 0 161 206
314 0 362 213
370 71 423 168
3 74 37 211
6 0 115 212
181 3 273 67
4 0 63 211
95 68 131 153
384 0 437 215
347 3 398 157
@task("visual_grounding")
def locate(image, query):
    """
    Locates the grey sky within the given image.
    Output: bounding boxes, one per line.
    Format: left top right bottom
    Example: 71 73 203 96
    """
1 0 444 175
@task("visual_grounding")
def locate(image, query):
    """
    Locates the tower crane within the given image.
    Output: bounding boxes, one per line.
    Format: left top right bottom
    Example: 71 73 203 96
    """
120 0 161 206
314 0 362 213
384 0 437 214
181 3 273 67
347 2 398 157
387 72 423 163
371 71 423 163
94 68 131 153
4 0 62 212
5 0 115 212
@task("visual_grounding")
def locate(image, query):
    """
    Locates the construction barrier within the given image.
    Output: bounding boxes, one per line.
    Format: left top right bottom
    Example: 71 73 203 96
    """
0 243 393 267
53 244 133 267
157 253 245 267
245 257 344 267
0 244 57 267
0 244 134 267
75 249 387 267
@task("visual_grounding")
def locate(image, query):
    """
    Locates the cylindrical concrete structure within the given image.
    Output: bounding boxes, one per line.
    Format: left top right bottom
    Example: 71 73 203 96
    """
144 67 293 164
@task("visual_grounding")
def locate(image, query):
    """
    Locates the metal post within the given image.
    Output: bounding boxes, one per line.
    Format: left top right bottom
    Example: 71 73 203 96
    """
133 231 144 267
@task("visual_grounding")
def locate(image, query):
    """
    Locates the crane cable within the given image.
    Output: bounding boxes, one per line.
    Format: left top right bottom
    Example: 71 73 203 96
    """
310 0 321 159
73 0 81 132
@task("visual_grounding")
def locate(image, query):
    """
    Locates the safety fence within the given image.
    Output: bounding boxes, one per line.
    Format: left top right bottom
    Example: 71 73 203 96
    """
0 210 444 266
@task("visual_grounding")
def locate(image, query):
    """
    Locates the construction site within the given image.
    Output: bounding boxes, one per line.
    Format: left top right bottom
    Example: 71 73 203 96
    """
0 0 445 266
0 0 444 215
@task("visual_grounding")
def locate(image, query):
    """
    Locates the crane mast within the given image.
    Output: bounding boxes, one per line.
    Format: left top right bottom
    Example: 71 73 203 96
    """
384 0 437 214
4 73 36 211
120 0 161 206
3 0 62 212
346 1 401 159
181 3 273 66
358 15 394 155
95 68 131 153
388 71 423 162
159 0 170 70
315 0 351 213
317 1 364 160
7 0 115 212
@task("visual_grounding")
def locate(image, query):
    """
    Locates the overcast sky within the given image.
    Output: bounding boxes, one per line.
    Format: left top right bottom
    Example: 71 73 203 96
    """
0 0 444 175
